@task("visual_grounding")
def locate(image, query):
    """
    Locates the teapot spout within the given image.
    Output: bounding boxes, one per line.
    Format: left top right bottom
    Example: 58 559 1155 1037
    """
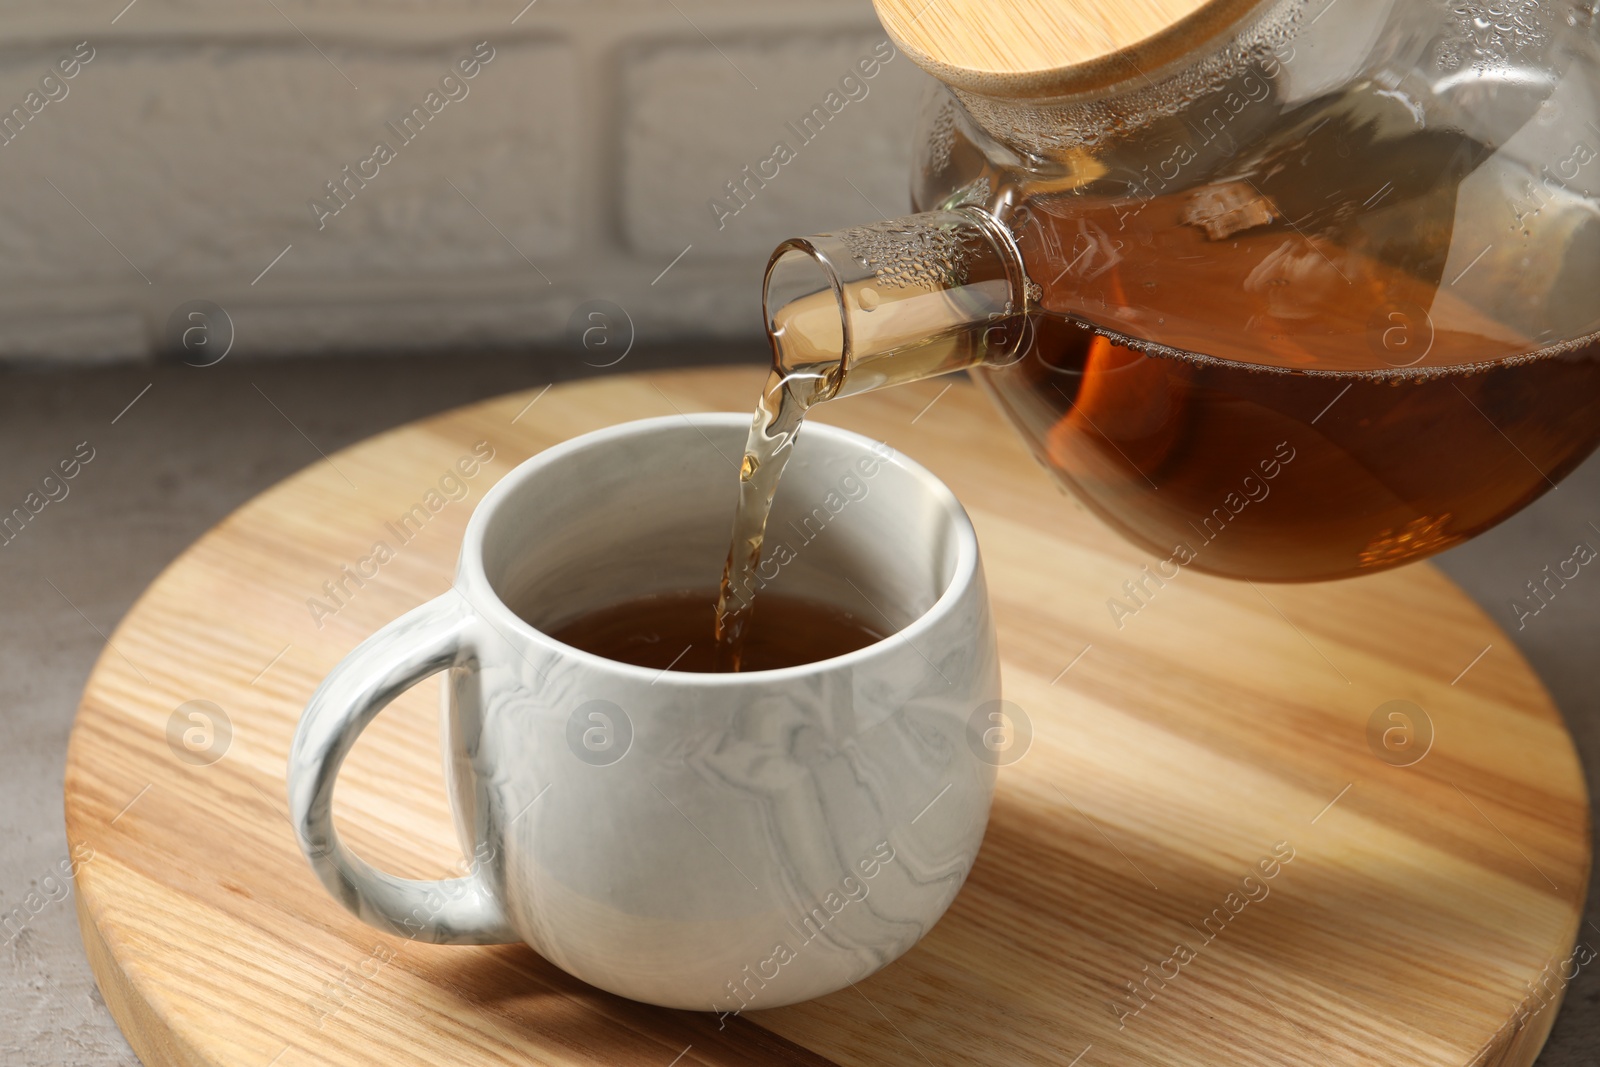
762 207 1033 401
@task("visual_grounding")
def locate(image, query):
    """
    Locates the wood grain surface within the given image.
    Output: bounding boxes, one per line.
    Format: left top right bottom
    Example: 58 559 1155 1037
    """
65 366 1591 1067
872 0 1263 96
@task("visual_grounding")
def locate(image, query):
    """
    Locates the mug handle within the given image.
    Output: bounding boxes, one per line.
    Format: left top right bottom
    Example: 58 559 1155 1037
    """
287 592 517 945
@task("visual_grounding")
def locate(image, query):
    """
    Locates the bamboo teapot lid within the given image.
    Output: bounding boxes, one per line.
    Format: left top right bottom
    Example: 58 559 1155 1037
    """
873 0 1267 96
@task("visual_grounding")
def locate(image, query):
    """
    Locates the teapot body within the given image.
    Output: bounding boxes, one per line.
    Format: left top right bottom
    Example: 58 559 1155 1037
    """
908 0 1600 579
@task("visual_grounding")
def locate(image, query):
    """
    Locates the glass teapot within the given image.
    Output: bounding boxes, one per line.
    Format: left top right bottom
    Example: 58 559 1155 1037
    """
762 0 1600 581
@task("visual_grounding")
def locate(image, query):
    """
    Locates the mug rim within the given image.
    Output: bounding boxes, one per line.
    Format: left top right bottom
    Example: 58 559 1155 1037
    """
457 412 980 686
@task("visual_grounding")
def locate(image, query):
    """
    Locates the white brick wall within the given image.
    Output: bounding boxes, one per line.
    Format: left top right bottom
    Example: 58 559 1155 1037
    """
0 1 930 363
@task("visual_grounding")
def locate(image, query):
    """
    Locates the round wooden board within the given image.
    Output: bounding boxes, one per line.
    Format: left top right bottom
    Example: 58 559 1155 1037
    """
66 366 1591 1067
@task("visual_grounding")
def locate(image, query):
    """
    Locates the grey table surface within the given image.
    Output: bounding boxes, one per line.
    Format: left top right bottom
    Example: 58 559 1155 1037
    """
1 346 1595 1066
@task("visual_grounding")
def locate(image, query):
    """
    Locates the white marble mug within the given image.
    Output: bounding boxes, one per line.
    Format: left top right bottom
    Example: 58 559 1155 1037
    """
288 413 1000 1011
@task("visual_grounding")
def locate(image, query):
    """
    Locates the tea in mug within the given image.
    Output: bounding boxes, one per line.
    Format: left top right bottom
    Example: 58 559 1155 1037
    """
550 589 884 673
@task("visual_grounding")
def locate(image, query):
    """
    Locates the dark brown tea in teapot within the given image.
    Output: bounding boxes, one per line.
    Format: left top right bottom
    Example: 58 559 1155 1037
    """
985 316 1600 582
